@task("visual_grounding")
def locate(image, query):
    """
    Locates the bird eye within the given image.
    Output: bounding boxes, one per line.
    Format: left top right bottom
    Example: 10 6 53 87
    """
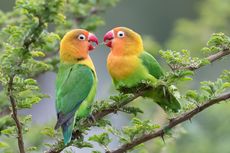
117 31 125 38
78 34 86 40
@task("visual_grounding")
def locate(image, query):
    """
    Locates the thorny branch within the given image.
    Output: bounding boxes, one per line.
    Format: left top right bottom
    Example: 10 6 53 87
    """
7 76 25 153
108 92 230 153
46 48 230 153
178 49 230 71
46 85 151 153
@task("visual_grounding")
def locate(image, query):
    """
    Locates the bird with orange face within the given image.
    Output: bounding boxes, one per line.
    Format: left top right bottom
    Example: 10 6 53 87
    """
104 27 180 112
55 29 98 145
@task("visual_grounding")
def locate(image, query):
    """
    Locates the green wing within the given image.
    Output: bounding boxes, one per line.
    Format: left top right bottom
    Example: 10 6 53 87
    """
140 51 181 112
55 63 96 144
139 51 164 79
55 63 95 127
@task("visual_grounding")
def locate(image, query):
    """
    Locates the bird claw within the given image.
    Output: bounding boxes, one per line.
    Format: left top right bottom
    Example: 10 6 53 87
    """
72 130 83 140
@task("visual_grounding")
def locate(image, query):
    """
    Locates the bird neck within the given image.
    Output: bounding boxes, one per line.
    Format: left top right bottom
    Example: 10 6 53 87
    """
78 56 96 72
60 41 88 62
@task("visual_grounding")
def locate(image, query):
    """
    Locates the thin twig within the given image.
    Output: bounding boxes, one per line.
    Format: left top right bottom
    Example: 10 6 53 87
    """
6 14 45 153
108 92 230 153
7 76 25 153
181 49 230 71
46 48 230 153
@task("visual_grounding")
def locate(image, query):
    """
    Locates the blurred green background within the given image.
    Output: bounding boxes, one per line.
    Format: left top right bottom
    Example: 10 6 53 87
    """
1 0 230 153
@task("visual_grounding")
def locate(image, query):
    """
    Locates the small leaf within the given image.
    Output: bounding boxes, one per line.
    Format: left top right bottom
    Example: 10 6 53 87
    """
223 82 230 88
30 51 45 57
89 133 111 146
27 146 37 151
1 126 16 136
41 127 56 138
0 141 9 148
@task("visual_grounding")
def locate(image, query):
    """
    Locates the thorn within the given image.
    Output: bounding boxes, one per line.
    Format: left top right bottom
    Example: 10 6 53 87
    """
161 134 165 144
189 118 192 123
89 114 96 123
163 86 166 97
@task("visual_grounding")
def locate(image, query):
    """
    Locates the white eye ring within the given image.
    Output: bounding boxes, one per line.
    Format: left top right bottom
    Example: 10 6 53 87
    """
78 34 86 40
117 31 125 38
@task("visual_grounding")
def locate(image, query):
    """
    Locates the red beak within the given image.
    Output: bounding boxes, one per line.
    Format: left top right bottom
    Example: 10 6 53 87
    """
88 33 98 51
103 30 114 48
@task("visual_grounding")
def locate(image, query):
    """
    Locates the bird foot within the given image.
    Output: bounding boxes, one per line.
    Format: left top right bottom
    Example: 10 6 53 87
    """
72 130 83 140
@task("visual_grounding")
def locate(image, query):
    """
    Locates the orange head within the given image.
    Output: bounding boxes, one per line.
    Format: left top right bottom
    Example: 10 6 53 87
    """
60 29 98 62
103 27 144 56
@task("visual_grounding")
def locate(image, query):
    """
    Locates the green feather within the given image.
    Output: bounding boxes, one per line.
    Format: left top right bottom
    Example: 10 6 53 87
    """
139 51 181 112
139 51 164 79
112 51 180 112
55 63 97 145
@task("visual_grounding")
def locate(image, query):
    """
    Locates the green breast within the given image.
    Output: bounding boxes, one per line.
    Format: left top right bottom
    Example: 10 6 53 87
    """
108 52 160 89
112 61 154 89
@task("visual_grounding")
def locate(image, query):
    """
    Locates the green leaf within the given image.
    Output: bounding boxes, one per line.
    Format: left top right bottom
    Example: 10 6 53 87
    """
1 126 16 136
30 51 45 57
122 118 160 142
41 127 56 138
89 132 111 146
0 141 9 148
92 151 101 153
223 82 230 88
72 139 93 149
186 90 198 99
121 106 143 116
26 146 37 152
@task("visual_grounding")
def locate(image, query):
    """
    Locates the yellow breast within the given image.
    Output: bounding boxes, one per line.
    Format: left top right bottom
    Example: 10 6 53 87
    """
107 53 139 80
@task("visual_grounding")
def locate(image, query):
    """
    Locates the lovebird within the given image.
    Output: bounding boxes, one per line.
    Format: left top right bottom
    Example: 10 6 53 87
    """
103 27 180 112
55 29 98 145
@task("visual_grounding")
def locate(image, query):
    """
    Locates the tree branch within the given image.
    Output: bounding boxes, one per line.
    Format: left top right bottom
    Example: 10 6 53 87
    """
6 13 45 153
7 76 25 153
45 86 151 153
108 92 230 153
182 49 230 71
91 87 151 124
46 48 230 153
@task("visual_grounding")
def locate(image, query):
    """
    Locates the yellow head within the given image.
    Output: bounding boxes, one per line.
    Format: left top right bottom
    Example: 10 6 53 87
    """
103 27 144 56
60 29 98 62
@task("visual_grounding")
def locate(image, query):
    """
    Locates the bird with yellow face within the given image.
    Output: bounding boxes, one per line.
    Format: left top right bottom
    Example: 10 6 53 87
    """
55 29 98 145
104 27 181 112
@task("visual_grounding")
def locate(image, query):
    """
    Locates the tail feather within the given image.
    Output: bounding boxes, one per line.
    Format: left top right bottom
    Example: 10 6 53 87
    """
54 111 77 145
157 90 181 112
150 85 181 112
61 116 74 145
